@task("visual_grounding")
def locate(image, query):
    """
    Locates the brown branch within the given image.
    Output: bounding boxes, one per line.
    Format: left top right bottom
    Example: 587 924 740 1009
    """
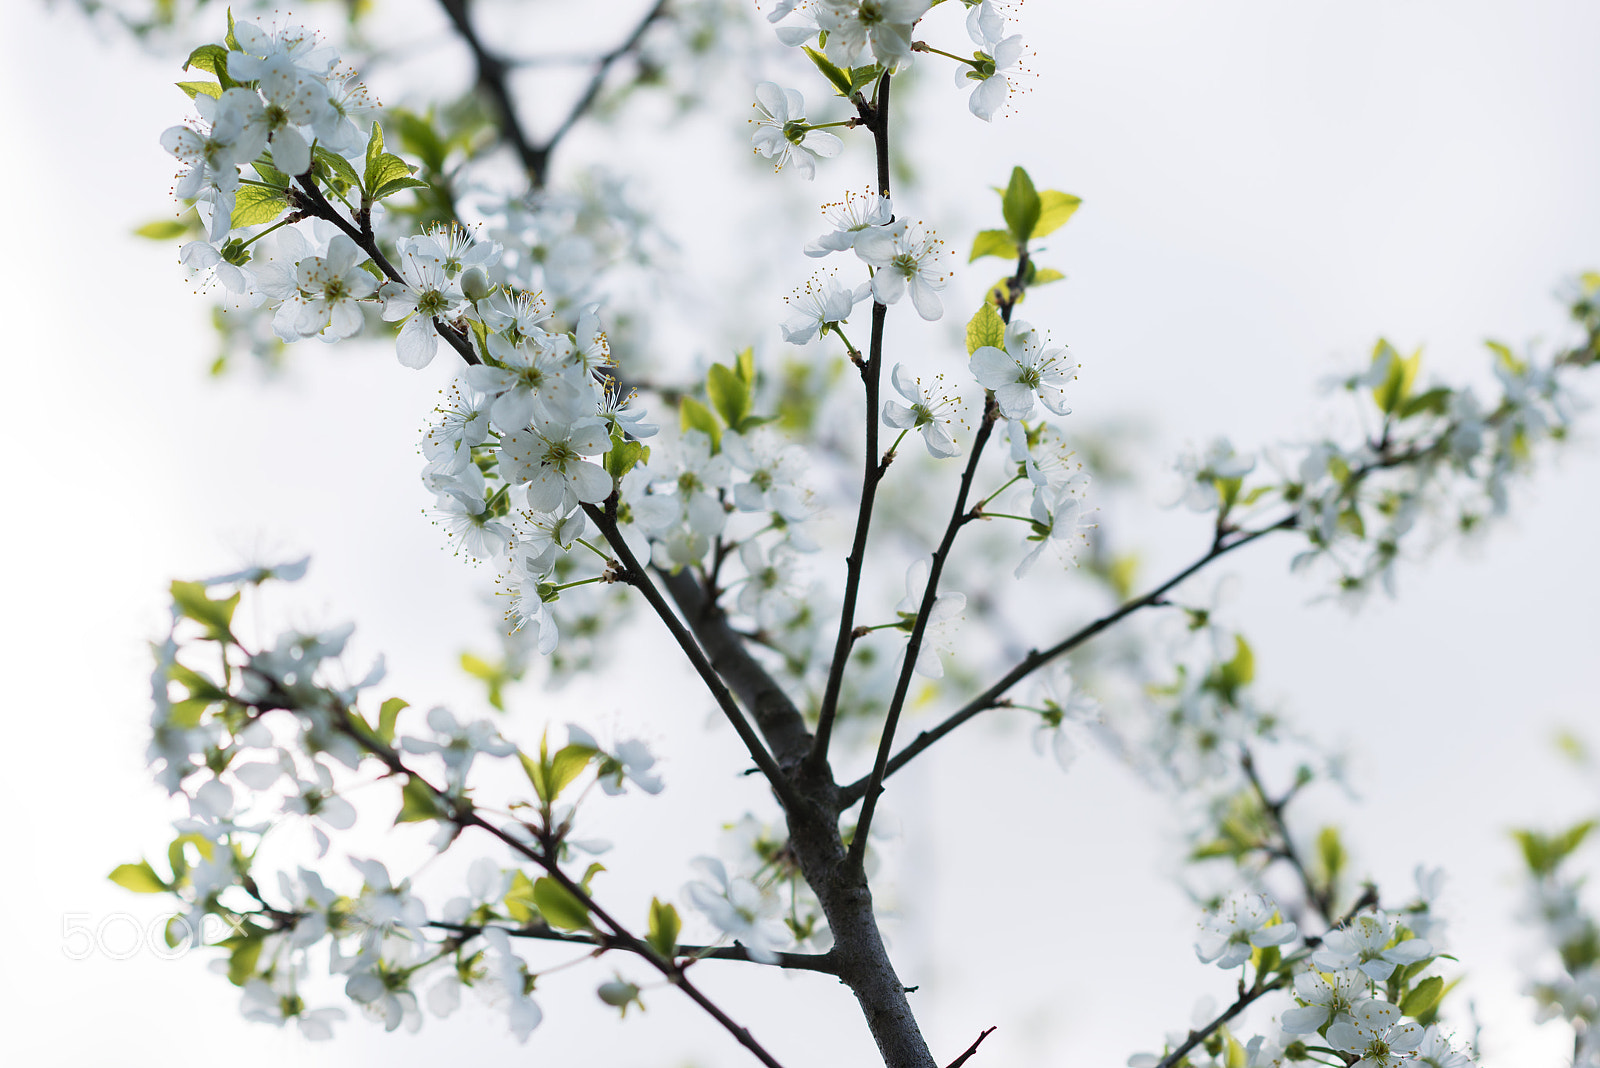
426 921 841 974
436 0 543 184
841 518 1295 805
291 175 481 365
809 71 893 775
944 1026 996 1068
582 502 805 813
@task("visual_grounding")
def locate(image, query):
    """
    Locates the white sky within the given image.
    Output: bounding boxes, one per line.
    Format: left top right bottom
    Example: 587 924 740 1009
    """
5 1 1600 1066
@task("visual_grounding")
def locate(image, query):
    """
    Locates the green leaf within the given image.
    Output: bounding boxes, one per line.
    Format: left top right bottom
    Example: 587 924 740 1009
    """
109 860 169 894
229 184 289 229
224 6 240 51
315 146 362 191
679 395 722 450
365 155 415 199
1224 1031 1246 1068
966 302 1006 355
1370 339 1421 415
707 363 752 430
394 109 448 172
1515 820 1596 875
225 926 265 986
176 79 223 100
1001 166 1042 245
252 157 291 189
847 65 883 95
377 697 408 746
170 580 240 642
548 744 596 800
183 44 236 90
646 898 681 959
605 435 647 482
1033 190 1082 237
735 346 756 386
1398 386 1451 420
1401 975 1444 1018
395 775 442 824
1317 825 1347 884
1031 267 1066 286
969 228 1019 264
365 120 384 169
802 45 854 96
135 218 193 240
519 749 550 803
533 877 592 931
504 870 536 923
1218 634 1254 691
373 176 431 201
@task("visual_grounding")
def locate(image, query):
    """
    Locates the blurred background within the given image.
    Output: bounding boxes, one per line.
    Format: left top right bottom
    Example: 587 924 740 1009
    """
5 1 1600 1065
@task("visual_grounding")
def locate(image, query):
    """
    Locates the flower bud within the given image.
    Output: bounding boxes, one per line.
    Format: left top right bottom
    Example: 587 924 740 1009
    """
460 267 492 302
597 980 640 1010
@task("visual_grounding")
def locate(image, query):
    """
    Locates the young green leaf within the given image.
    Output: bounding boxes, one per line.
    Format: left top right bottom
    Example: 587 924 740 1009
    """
377 697 408 746
679 395 722 450
229 185 289 229
135 218 194 240
1400 975 1444 1018
707 363 752 429
533 877 593 931
646 897 681 959
803 45 855 96
966 302 1006 355
176 80 223 100
969 228 1019 263
1001 166 1042 245
1033 190 1082 237
109 859 170 894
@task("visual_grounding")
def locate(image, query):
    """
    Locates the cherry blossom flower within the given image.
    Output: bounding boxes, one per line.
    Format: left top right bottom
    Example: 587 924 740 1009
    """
750 82 843 180
882 363 961 458
1194 891 1297 968
781 274 870 344
1326 999 1425 1068
378 244 466 369
815 0 931 72
292 235 376 341
805 190 895 257
1281 966 1367 1034
897 557 965 679
498 419 613 514
853 219 951 320
1312 909 1432 980
970 319 1074 418
684 856 790 963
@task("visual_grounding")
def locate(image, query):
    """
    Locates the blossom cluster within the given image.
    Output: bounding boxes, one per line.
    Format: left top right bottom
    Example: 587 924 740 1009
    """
128 566 833 1043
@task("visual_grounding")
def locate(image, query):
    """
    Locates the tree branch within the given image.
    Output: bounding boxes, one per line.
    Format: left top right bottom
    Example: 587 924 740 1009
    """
535 0 671 184
848 393 997 867
435 0 544 185
944 1026 996 1068
845 238 1033 846
810 71 893 775
658 567 814 771
292 175 481 366
841 518 1295 805
427 921 842 974
582 502 805 813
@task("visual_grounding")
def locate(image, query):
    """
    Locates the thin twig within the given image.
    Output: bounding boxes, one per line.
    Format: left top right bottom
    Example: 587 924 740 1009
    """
841 518 1295 804
426 921 841 974
583 502 805 813
534 0 671 184
809 72 893 776
292 175 481 365
944 1026 997 1068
